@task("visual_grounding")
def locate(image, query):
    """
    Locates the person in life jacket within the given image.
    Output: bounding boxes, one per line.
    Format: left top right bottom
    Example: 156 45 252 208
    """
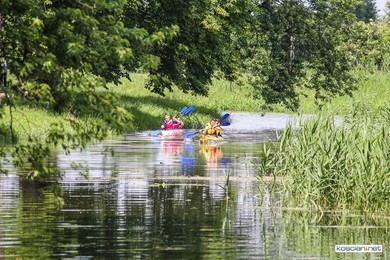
161 114 184 130
173 115 184 128
201 118 220 136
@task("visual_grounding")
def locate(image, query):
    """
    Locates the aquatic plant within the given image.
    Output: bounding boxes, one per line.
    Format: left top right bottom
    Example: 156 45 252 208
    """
259 107 390 215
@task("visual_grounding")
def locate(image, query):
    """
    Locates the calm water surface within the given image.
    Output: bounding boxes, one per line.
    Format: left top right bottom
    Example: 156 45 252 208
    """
0 113 388 259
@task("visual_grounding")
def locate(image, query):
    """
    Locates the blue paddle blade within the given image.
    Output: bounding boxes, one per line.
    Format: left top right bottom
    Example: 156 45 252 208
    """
151 130 160 136
179 106 188 114
185 105 196 115
221 121 230 126
220 113 230 121
182 105 195 115
185 131 197 138
181 107 189 114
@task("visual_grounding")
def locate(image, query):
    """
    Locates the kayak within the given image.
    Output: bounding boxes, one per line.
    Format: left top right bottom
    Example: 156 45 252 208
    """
199 134 224 143
160 129 185 138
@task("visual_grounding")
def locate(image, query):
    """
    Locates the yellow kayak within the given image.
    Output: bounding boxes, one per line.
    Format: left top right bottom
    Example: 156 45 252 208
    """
199 134 224 143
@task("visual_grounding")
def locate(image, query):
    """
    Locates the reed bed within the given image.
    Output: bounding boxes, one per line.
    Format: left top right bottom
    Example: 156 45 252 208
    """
259 106 390 215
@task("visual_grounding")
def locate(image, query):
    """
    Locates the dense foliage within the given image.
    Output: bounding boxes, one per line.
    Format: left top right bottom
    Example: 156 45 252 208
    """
245 0 360 109
0 0 176 177
122 0 249 96
355 0 378 22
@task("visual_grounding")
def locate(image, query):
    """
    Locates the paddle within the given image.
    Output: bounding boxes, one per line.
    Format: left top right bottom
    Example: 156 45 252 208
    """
187 105 196 114
179 106 188 114
185 131 199 139
220 113 230 122
180 105 196 115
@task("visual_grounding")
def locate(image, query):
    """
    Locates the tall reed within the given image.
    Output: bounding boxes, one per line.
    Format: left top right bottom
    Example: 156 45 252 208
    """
259 106 390 215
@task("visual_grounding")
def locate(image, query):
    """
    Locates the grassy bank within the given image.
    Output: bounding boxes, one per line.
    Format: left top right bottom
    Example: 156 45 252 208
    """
297 69 390 114
1 106 66 144
2 72 266 143
2 70 389 143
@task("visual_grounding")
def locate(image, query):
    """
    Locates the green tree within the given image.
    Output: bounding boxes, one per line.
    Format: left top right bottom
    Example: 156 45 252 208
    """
1 0 173 111
122 0 250 96
345 0 390 71
348 20 389 70
0 0 177 179
355 0 378 22
244 0 359 110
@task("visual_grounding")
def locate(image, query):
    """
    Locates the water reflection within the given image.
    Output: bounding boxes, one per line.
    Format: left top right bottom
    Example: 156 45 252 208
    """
0 112 387 259
181 155 195 176
199 142 223 170
277 210 389 259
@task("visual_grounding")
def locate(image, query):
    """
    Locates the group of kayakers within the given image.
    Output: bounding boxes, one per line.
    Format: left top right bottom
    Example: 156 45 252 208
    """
161 114 224 138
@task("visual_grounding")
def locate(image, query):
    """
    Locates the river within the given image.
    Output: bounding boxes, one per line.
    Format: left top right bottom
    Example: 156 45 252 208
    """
0 112 388 259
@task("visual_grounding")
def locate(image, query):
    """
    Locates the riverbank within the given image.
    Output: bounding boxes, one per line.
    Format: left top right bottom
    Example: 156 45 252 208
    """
1 70 389 143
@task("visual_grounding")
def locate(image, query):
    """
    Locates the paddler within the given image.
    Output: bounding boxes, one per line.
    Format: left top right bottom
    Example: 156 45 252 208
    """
161 114 184 129
201 118 219 136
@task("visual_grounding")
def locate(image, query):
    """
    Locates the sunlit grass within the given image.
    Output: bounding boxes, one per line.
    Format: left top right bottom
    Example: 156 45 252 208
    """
297 69 390 114
1 106 65 143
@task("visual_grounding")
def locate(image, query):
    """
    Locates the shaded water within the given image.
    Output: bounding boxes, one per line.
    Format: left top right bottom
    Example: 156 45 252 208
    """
0 113 388 259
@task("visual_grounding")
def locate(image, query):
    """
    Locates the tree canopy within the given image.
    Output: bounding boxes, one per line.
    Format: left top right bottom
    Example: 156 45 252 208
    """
122 0 249 96
355 0 378 22
0 0 176 177
1 0 178 110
